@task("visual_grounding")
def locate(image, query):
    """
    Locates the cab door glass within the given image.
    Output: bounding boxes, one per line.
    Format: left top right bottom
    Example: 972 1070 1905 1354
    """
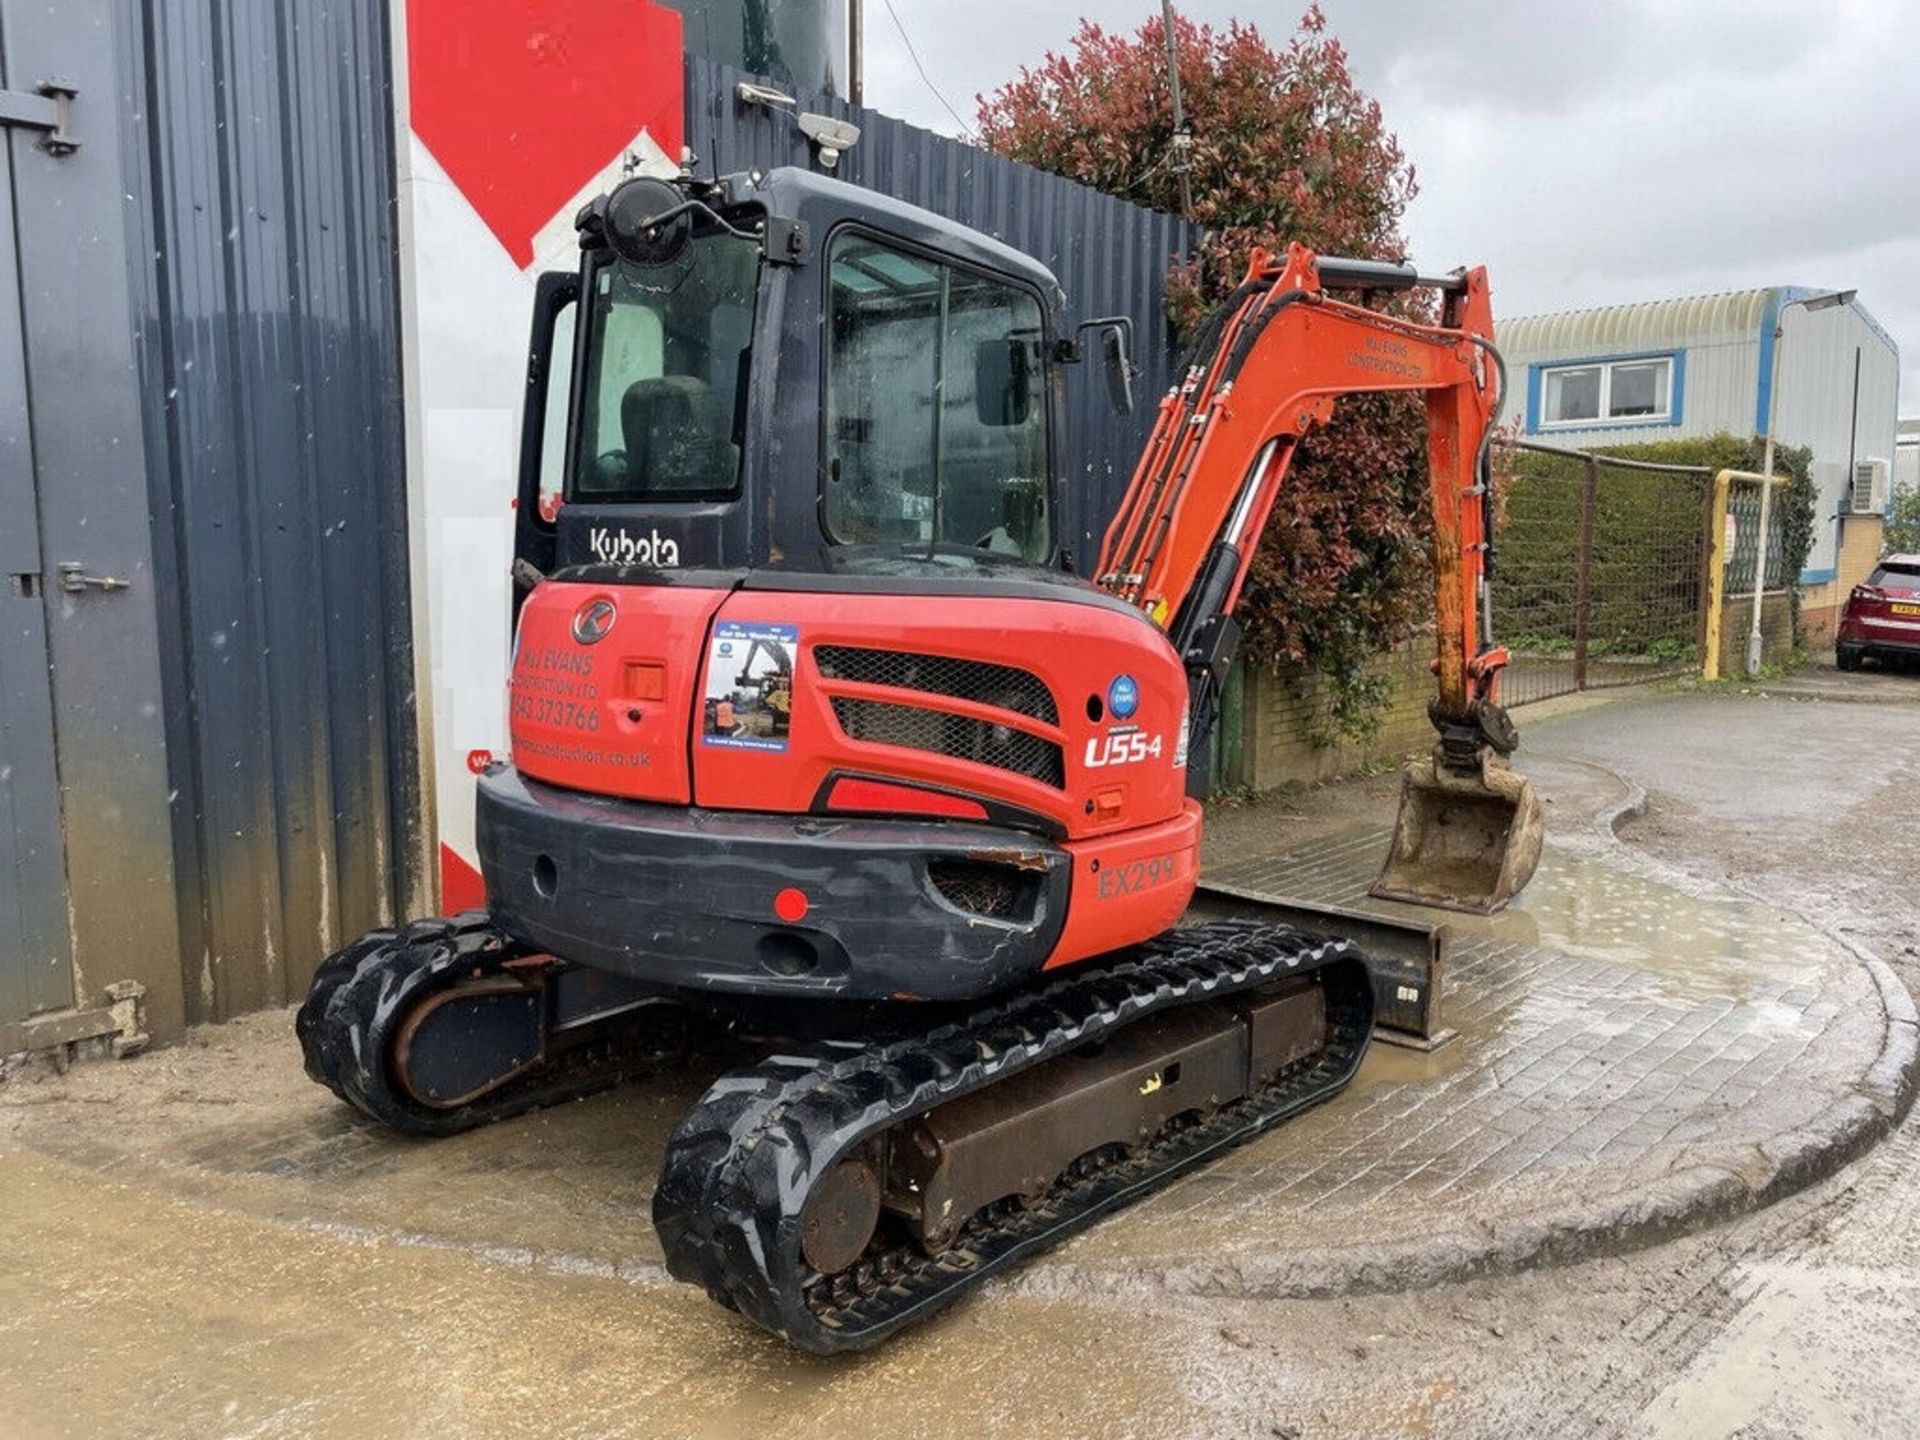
536 298 577 520
572 233 759 502
823 232 1051 560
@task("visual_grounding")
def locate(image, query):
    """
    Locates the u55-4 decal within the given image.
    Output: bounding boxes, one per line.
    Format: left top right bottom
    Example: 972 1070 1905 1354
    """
1084 728 1165 768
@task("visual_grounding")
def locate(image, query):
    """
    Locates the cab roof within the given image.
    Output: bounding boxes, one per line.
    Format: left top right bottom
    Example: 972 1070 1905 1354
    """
731 167 1064 308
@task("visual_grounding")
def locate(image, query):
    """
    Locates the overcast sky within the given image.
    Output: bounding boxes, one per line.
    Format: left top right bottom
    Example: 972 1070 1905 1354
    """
862 0 1920 411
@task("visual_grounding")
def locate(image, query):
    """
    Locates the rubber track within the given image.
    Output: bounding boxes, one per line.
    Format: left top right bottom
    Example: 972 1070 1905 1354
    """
296 912 681 1137
653 920 1374 1352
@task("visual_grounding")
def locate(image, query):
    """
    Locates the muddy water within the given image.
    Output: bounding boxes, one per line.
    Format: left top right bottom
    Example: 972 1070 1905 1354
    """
0 1146 1200 1440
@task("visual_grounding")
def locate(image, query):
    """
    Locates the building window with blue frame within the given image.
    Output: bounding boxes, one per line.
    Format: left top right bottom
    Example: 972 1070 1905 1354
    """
1540 355 1675 427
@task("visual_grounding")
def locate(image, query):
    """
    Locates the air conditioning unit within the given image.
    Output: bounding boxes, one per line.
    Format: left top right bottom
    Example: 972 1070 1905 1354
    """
1850 457 1889 513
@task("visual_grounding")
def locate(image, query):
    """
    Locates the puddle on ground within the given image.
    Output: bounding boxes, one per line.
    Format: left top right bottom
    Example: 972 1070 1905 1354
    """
1249 821 1848 1006
1214 821 1869 1120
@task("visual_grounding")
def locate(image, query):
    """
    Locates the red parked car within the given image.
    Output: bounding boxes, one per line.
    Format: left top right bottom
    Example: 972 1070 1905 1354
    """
1838 554 1920 670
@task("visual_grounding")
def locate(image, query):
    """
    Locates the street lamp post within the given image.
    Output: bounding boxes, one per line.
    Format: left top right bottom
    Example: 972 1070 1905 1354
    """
1747 287 1856 676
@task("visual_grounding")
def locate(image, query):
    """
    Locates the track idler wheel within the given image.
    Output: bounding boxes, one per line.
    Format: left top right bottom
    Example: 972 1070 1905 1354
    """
297 912 686 1136
391 970 547 1110
799 1157 883 1275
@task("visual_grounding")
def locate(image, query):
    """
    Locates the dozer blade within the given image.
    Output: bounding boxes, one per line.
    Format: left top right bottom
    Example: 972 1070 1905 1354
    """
1369 746 1544 915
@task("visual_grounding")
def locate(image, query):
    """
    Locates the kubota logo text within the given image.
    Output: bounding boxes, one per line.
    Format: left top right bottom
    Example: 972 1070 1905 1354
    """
588 526 680 567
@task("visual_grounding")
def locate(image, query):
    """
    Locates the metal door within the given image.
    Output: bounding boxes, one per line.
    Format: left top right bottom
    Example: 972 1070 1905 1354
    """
0 0 186 1054
0 68 73 1046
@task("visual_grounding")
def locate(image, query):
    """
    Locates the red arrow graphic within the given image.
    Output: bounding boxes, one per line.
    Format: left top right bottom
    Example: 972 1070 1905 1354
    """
408 0 685 267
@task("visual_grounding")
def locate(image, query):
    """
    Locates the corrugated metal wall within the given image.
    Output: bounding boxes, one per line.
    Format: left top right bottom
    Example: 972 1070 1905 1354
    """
117 0 426 1023
684 57 1196 572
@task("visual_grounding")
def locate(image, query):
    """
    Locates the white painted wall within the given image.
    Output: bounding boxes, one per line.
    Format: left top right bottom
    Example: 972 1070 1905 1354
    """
1775 299 1901 575
390 15 678 905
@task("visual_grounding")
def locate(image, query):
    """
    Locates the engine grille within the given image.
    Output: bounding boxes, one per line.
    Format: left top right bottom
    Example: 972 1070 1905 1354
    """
830 697 1066 789
928 859 1036 920
814 645 1059 725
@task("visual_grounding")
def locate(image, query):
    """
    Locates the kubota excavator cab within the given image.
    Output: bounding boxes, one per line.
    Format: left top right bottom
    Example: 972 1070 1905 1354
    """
489 166 1202 1007
513 167 1133 590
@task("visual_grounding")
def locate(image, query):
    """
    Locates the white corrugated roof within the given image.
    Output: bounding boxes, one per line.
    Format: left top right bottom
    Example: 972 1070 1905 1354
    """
1496 288 1775 354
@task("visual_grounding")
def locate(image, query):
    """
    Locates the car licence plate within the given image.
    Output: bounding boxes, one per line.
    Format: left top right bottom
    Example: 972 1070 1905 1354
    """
1893 603 1920 617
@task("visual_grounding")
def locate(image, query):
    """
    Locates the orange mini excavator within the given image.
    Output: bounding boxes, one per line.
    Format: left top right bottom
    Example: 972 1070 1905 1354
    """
299 168 1542 1351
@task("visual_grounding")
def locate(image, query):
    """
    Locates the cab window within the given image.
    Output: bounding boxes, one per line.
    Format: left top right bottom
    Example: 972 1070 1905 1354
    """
571 231 759 502
823 232 1051 561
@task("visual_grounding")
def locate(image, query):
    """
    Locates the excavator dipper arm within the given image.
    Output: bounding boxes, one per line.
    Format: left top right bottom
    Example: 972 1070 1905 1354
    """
1098 243 1542 913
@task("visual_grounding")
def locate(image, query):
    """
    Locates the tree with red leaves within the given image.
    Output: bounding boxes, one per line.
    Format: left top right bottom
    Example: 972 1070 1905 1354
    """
979 7 1434 742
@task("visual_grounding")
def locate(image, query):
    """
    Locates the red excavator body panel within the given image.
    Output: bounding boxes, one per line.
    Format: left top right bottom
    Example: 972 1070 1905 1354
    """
498 576 1199 989
509 582 726 804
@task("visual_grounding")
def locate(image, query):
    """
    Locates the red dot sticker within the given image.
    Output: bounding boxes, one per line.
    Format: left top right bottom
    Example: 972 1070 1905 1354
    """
773 887 809 923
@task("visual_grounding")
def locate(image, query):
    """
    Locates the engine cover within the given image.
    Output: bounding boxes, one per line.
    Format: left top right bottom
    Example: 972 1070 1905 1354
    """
509 575 1192 845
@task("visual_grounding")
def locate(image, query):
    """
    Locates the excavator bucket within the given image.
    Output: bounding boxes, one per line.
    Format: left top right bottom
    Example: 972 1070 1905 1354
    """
1370 748 1544 914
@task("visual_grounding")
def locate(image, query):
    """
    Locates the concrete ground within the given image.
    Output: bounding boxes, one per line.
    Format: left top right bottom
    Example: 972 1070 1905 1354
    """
3 667 1919 1438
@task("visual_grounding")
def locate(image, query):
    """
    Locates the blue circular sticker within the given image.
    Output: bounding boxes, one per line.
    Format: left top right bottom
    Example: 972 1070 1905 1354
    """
1108 674 1140 719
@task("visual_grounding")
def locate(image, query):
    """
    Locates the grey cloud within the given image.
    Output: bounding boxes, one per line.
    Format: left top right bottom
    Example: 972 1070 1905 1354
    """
864 1 1917 405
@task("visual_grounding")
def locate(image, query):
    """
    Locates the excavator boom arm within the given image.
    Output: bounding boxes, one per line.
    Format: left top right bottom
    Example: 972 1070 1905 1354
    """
1098 243 1542 914
1097 243 1505 732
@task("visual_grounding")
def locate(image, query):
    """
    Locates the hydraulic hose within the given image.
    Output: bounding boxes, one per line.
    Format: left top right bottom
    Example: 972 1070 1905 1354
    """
1467 334 1509 656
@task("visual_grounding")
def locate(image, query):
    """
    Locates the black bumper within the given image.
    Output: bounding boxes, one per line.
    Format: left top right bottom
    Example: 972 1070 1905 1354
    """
1843 634 1920 658
476 766 1071 1002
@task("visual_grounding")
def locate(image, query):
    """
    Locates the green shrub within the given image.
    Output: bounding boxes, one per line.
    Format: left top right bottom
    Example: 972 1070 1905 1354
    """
979 8 1426 746
1886 484 1920 556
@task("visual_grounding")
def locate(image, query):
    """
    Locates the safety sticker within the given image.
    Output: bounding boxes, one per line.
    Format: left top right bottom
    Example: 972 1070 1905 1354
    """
702 621 797 751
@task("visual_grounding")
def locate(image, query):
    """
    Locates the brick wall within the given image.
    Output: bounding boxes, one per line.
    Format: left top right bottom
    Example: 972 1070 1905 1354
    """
1800 514 1885 650
1234 637 1435 790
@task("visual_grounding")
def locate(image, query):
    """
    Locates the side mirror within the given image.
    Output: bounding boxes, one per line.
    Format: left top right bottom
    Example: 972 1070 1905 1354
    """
598 177 693 268
974 337 1034 427
1074 316 1137 417
1101 325 1136 416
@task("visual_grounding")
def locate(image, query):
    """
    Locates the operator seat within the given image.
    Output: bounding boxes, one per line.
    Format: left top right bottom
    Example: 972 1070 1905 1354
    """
621 375 734 494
